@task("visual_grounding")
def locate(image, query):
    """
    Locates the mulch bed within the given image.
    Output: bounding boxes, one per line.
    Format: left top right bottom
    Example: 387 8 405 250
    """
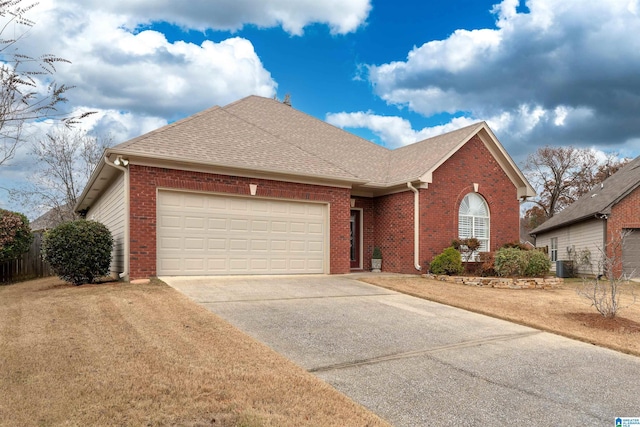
566 312 640 333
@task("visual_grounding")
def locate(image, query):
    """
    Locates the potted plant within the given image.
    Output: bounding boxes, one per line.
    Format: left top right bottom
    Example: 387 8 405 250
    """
371 247 382 272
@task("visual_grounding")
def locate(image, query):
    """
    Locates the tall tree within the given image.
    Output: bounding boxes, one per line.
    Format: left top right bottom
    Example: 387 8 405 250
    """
522 146 629 223
0 0 90 166
10 128 111 225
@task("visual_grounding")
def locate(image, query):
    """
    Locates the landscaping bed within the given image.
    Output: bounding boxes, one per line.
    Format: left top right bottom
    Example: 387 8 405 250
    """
360 275 640 357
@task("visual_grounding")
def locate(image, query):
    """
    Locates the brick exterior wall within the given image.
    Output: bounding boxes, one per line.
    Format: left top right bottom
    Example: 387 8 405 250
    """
374 191 416 273
420 135 520 267
128 165 351 279
607 185 640 276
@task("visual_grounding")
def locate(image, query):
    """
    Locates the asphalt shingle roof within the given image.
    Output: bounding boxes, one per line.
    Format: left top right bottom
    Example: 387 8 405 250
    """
112 95 494 187
531 155 640 235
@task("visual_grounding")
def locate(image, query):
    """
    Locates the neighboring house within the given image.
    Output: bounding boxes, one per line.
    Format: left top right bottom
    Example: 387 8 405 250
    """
75 96 535 280
530 156 640 278
30 204 75 231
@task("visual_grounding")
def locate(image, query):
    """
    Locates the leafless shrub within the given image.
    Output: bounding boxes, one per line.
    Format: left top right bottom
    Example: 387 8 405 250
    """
577 230 636 318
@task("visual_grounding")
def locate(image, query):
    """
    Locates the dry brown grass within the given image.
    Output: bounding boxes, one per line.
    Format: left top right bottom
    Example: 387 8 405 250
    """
361 276 640 357
0 277 390 427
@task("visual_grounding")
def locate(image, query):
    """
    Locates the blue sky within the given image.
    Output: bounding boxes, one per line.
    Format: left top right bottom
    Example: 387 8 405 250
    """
2 0 640 215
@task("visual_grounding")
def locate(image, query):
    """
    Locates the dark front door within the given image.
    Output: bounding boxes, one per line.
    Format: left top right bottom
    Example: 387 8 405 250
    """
350 210 361 269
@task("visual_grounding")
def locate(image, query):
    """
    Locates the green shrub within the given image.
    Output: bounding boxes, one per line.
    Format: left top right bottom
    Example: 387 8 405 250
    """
372 247 382 259
494 247 551 277
523 250 551 277
430 247 464 275
494 247 526 277
0 209 33 262
43 220 113 285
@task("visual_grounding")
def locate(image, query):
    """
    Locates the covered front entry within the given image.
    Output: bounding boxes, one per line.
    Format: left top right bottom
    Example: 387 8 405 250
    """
156 190 327 275
350 209 362 269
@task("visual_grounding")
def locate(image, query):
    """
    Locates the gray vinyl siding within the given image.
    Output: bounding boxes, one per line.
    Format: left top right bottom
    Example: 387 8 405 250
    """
86 174 125 276
535 218 606 276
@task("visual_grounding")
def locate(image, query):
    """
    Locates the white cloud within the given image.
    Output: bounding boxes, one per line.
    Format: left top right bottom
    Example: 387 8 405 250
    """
62 0 371 35
367 0 640 153
23 2 277 120
326 111 477 148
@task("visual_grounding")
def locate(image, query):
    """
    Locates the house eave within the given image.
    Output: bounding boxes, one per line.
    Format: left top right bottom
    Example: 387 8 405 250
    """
529 213 606 236
77 150 370 212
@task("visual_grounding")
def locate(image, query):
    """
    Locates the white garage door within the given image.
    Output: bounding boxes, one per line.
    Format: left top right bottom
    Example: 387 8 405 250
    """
622 229 640 278
157 191 327 275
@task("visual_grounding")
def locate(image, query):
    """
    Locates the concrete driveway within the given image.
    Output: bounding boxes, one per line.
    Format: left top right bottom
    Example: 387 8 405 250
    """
162 274 640 426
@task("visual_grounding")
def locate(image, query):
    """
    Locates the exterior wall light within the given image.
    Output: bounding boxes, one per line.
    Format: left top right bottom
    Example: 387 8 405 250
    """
114 156 129 166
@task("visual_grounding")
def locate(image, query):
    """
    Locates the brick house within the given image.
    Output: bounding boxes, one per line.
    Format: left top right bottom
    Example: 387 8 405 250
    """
531 156 640 278
76 96 534 280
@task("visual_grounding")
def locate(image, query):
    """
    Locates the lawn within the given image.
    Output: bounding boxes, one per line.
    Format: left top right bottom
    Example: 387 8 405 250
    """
360 275 640 357
0 277 390 427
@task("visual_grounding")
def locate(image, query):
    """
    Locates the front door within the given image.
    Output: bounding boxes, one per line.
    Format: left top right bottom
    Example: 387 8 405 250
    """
350 210 361 269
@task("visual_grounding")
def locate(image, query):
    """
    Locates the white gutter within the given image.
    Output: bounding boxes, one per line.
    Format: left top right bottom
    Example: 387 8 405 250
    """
104 156 130 280
406 182 422 271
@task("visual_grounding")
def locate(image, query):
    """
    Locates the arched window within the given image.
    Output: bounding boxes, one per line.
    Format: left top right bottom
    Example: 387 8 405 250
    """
458 193 490 253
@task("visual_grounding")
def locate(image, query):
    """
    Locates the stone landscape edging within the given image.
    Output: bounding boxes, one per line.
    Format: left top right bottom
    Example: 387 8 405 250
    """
422 274 563 289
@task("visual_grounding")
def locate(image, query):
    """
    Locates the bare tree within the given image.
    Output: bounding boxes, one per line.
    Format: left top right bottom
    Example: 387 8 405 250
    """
0 0 91 166
577 230 636 318
10 128 111 225
523 146 629 222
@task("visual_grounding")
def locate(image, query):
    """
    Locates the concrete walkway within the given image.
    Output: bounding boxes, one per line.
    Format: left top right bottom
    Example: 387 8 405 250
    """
162 274 640 427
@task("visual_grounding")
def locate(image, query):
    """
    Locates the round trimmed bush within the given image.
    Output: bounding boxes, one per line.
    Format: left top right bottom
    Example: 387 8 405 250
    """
430 247 464 275
43 220 113 285
494 247 525 277
523 250 551 277
0 209 33 262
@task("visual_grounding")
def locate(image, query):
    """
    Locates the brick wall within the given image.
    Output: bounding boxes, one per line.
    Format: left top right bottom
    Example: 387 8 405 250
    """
373 191 416 273
420 135 520 268
128 165 351 279
607 185 640 276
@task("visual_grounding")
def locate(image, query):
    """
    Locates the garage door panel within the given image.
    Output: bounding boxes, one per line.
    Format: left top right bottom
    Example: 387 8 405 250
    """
271 221 287 233
208 218 227 231
157 191 326 275
252 220 269 232
184 216 205 230
207 258 227 271
308 241 323 252
271 240 287 251
251 240 268 251
184 238 205 250
308 223 323 234
208 239 226 250
229 239 248 251
290 241 305 252
230 219 249 231
160 215 181 228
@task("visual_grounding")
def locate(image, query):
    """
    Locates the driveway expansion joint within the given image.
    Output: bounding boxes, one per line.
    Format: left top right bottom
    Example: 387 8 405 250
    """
195 292 396 304
309 330 543 373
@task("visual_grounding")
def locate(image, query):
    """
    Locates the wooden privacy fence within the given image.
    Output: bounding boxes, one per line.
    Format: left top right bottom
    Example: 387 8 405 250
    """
1 232 53 283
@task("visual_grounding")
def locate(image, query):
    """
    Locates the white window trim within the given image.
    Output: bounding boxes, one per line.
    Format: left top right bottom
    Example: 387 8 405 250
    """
550 237 558 262
458 193 490 259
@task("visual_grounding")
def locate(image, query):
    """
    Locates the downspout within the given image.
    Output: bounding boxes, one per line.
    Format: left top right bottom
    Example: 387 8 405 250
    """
407 182 422 271
104 156 130 280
